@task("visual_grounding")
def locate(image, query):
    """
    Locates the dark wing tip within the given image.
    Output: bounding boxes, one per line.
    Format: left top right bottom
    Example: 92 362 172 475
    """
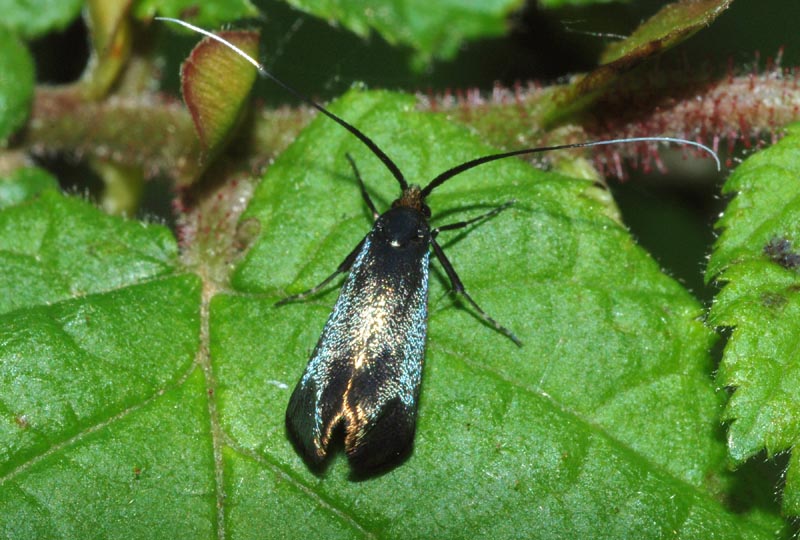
285 381 328 467
346 397 417 472
286 374 419 473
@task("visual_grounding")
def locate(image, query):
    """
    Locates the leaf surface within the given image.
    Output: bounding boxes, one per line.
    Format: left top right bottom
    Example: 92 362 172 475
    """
223 90 769 538
708 124 800 514
0 28 34 143
0 93 780 538
0 0 83 38
282 0 524 65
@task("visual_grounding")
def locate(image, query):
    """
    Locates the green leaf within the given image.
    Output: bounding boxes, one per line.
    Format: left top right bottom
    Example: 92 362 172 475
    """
0 167 58 210
224 90 769 537
0 185 177 315
133 0 259 27
0 27 35 143
0 0 82 39
0 181 207 537
707 125 800 514
282 0 524 65
0 91 780 538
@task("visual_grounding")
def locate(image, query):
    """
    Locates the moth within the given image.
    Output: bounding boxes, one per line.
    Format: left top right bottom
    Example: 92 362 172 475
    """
158 17 720 471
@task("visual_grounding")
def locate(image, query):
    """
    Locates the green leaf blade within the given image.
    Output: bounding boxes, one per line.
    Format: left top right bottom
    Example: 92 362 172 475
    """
0 177 208 537
0 369 216 540
0 187 178 315
600 0 734 65
0 275 202 475
218 90 770 537
0 0 82 39
0 168 59 210
0 27 34 143
283 0 524 64
708 125 800 514
214 295 767 538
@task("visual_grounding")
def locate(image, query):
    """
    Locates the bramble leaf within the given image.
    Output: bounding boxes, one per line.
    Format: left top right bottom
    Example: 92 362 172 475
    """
0 93 782 538
180 30 260 159
0 0 83 39
708 124 800 514
0 28 34 143
225 90 773 538
600 0 733 65
546 0 734 123
281 0 524 65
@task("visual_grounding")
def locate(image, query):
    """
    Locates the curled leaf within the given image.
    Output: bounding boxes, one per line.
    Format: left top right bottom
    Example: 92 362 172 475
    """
180 30 260 160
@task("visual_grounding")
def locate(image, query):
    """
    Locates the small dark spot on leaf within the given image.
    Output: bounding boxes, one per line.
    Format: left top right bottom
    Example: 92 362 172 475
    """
133 466 142 479
14 415 29 429
760 292 787 309
234 217 261 253
179 6 200 20
764 237 800 269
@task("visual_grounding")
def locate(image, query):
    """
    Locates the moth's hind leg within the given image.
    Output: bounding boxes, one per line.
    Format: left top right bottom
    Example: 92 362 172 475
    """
276 154 376 306
275 236 366 305
346 153 379 219
431 201 521 346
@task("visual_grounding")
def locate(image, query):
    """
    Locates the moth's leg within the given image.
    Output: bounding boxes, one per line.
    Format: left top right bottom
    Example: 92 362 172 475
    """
431 201 521 346
278 155 374 307
346 153 379 219
433 200 515 234
275 237 365 306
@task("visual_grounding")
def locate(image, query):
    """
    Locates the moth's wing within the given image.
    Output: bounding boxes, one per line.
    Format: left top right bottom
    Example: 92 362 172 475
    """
344 378 418 470
286 237 429 470
286 348 350 465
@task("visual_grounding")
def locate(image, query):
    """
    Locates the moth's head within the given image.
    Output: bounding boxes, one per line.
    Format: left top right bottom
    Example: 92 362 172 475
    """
375 207 431 252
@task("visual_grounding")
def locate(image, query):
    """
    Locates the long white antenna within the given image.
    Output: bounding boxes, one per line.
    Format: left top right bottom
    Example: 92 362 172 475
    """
157 16 411 188
157 17 263 70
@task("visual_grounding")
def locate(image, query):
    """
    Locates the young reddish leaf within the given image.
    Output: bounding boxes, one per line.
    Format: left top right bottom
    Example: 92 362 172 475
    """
180 30 260 160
